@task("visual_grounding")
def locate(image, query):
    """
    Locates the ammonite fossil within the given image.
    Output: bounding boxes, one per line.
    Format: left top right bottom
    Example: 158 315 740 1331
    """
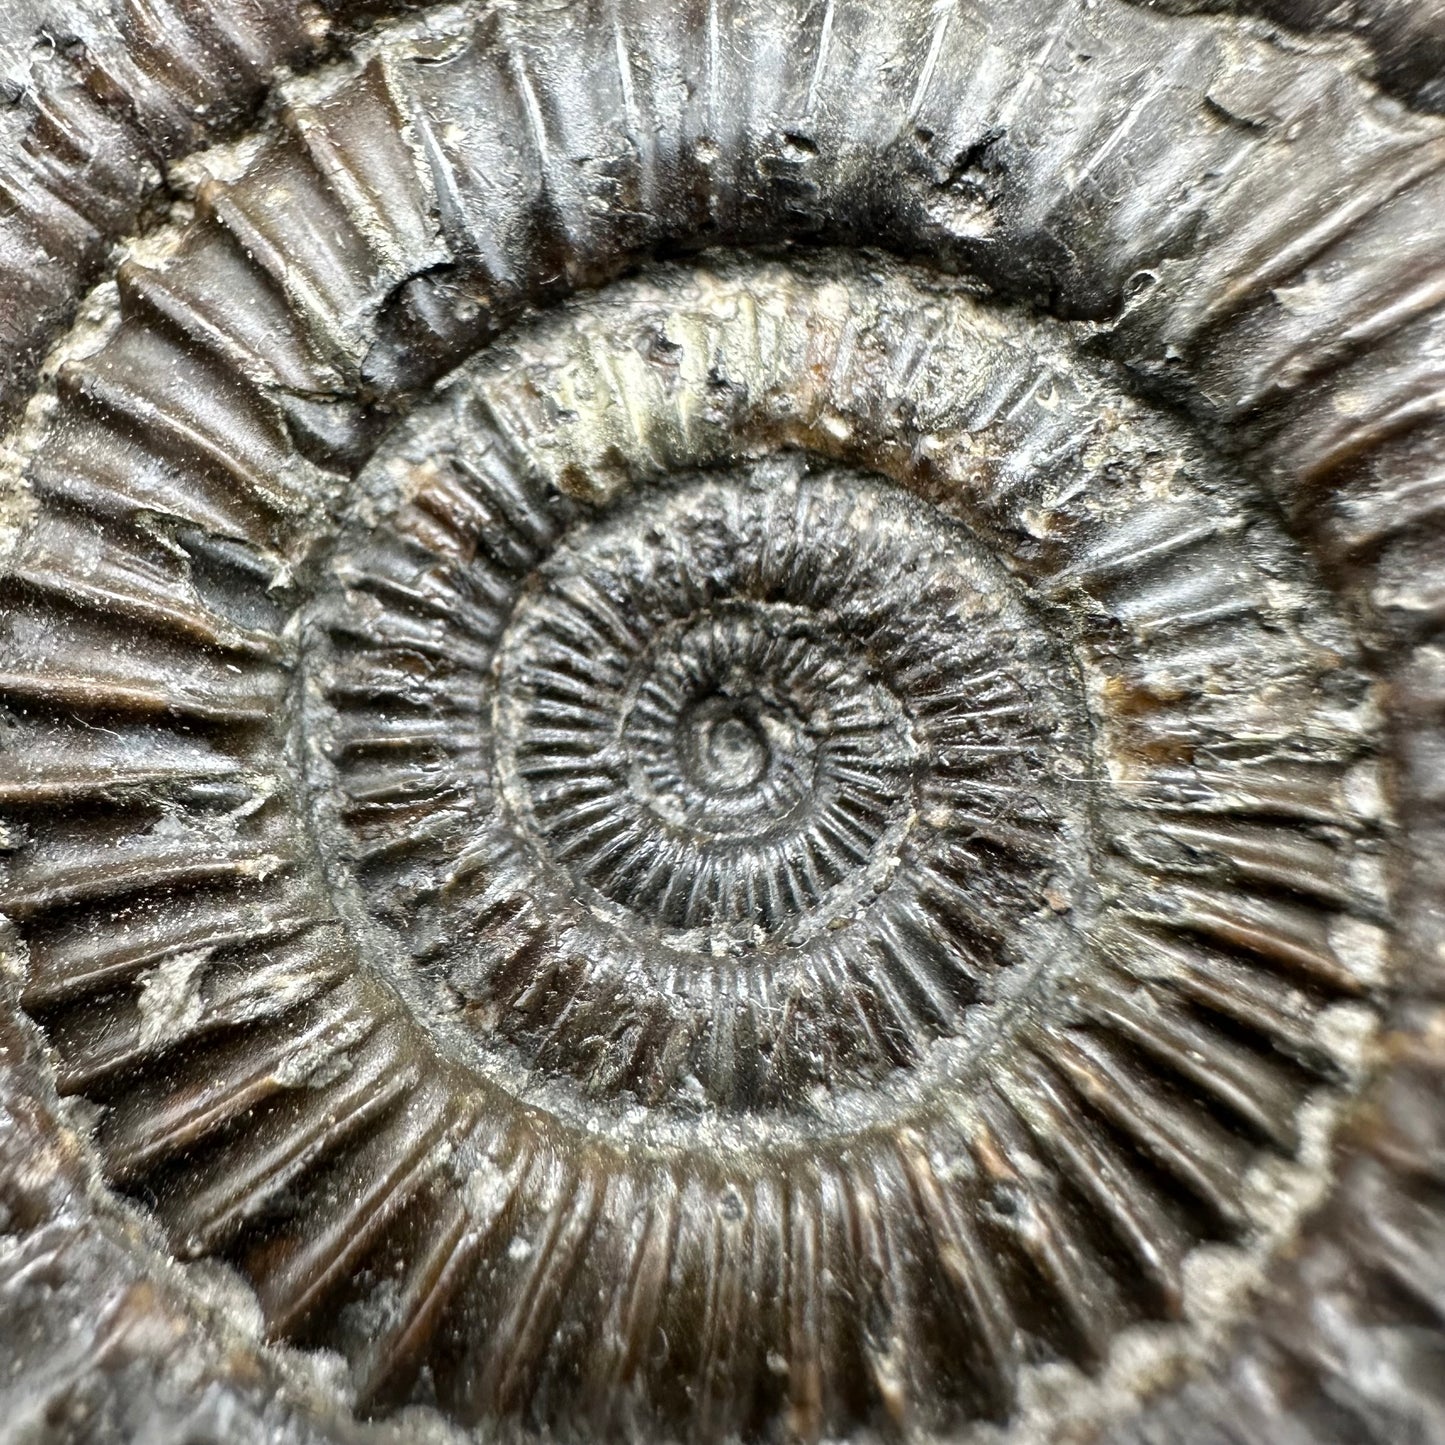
0 1 1442 1441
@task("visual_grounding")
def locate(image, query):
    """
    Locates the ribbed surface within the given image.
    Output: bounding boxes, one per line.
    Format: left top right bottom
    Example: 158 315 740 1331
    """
0 2 1442 1442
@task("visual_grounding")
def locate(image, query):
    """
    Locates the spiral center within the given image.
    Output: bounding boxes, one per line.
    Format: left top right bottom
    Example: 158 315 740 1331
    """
684 701 772 794
320 447 1093 1106
494 483 947 940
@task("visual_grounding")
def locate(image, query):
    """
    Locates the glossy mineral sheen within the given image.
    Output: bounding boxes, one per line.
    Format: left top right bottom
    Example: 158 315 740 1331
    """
0 1 1442 1443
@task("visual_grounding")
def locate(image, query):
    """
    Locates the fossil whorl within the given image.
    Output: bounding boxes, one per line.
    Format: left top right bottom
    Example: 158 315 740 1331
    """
0 2 1442 1443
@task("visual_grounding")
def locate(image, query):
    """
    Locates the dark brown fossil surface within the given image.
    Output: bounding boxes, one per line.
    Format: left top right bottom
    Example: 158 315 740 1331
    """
0 1 1443 1442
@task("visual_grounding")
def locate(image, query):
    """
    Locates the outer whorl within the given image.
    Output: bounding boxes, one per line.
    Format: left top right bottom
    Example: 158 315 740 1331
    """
0 3 1440 1444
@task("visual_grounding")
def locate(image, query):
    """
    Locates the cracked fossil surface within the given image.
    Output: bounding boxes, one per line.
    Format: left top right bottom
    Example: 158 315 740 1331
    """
0 1 1443 1442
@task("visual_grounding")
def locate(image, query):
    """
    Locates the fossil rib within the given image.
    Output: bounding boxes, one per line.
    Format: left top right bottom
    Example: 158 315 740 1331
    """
0 2 1442 1443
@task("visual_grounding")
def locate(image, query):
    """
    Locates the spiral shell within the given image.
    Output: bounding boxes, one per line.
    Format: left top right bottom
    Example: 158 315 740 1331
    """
0 1 1442 1442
